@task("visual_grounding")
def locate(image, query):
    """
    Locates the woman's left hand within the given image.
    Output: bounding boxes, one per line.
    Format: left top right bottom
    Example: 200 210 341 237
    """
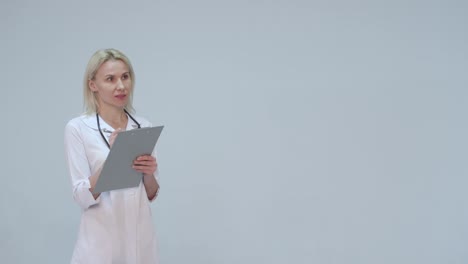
133 155 158 176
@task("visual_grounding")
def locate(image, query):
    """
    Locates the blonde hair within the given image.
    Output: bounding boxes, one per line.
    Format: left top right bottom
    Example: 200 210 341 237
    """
83 48 135 115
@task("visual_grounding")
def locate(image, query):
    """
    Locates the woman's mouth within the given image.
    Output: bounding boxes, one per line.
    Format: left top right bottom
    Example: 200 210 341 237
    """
115 94 127 100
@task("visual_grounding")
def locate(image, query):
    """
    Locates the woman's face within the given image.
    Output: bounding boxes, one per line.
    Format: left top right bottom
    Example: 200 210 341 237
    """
89 59 132 111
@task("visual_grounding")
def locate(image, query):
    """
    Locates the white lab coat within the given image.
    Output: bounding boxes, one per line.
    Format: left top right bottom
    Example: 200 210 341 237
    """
64 114 159 264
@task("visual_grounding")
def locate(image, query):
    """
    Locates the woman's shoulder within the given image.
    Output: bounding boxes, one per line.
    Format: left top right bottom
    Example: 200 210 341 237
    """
65 114 95 130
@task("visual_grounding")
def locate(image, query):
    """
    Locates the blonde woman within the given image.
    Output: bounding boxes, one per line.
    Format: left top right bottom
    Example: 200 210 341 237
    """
64 49 160 263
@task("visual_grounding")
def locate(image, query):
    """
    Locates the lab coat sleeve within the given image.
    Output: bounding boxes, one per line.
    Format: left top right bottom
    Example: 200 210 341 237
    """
148 166 160 202
64 122 100 210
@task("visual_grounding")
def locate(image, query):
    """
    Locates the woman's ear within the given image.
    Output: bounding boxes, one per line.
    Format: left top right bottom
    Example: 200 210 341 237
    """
89 80 98 92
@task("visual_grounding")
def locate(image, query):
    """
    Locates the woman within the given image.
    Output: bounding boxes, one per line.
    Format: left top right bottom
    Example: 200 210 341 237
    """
64 49 160 263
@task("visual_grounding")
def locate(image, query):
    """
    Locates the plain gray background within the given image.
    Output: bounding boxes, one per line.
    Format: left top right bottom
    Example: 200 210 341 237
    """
2 0 467 263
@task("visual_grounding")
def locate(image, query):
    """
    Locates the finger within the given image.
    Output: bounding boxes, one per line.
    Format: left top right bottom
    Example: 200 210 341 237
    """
137 155 154 161
133 160 156 166
134 161 157 167
134 161 156 167
132 165 156 174
135 159 154 165
110 128 119 137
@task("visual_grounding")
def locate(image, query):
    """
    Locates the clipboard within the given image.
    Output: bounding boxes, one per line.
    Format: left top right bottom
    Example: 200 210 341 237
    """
93 126 164 193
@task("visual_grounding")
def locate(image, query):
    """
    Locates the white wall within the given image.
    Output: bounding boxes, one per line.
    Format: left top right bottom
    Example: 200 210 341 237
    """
1 0 467 263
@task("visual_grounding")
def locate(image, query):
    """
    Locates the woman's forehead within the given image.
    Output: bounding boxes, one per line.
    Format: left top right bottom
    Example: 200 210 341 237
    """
97 59 129 75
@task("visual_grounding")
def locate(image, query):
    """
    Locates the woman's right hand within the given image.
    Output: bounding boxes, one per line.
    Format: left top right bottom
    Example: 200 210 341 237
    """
109 128 123 148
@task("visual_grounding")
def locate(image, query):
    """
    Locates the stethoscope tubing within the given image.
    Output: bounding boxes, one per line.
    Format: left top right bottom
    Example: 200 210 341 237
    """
96 109 141 149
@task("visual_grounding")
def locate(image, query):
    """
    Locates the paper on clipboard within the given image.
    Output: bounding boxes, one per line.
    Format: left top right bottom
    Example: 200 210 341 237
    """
93 126 164 194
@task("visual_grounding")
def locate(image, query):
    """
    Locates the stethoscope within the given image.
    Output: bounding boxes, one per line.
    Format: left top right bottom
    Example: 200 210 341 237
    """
96 109 141 149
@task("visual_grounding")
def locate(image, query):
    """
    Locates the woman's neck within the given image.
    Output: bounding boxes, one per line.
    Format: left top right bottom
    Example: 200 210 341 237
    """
98 106 128 130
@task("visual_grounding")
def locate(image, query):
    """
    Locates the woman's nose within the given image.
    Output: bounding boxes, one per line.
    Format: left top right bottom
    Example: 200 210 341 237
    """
116 79 125 90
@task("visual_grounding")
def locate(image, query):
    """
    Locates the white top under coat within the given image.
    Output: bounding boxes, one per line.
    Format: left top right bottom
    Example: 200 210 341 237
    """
64 114 159 264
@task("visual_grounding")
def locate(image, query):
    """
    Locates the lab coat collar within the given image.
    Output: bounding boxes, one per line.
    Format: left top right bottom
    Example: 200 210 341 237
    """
80 113 139 132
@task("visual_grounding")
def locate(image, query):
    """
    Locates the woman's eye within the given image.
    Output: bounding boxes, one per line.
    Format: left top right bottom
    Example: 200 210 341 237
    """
122 74 129 80
107 77 113 81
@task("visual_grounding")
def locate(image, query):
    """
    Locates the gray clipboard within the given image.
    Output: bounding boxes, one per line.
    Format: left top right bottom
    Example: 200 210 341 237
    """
93 126 164 193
